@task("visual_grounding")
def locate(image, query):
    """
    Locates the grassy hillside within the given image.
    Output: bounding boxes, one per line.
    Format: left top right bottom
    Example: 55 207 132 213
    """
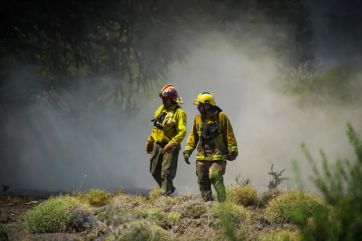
2 186 305 241
1 125 361 241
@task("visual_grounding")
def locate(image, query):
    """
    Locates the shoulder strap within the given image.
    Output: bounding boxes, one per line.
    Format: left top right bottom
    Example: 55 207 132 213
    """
173 104 181 112
151 106 164 122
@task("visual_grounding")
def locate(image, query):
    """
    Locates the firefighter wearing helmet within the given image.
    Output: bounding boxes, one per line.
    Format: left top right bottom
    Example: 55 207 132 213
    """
145 84 187 195
183 92 238 202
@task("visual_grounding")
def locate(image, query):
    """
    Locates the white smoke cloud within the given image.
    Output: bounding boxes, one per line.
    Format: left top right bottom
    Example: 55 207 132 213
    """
164 31 362 192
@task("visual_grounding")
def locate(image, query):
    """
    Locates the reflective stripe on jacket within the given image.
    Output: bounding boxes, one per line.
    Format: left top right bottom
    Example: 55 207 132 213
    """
184 111 238 161
147 104 187 145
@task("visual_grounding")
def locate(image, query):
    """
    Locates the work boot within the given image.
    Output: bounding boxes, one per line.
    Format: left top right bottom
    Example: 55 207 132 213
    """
201 191 213 202
162 186 176 196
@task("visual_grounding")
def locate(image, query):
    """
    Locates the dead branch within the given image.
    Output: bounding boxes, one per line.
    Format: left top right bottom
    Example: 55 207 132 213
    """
235 173 250 186
268 164 288 189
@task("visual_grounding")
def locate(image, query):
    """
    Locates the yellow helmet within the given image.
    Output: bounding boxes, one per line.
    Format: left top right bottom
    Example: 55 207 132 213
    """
193 92 216 106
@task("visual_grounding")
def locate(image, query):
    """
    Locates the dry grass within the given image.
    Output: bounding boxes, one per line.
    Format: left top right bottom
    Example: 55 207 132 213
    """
77 188 113 207
227 185 258 206
1 187 315 241
259 230 301 241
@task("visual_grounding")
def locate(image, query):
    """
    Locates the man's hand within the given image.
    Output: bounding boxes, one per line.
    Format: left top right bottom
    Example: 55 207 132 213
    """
183 153 190 165
146 141 154 154
225 151 237 161
163 141 175 153
225 155 237 161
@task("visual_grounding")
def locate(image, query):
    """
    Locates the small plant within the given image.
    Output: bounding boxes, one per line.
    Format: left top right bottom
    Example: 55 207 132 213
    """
24 196 78 233
69 207 96 232
257 188 284 208
227 185 257 206
259 230 301 241
79 188 113 207
212 202 246 241
296 124 362 241
234 174 250 186
152 194 193 209
171 199 208 219
113 194 147 210
148 187 163 200
136 207 181 228
106 220 170 241
264 192 328 224
267 164 288 189
213 202 250 225
96 205 136 227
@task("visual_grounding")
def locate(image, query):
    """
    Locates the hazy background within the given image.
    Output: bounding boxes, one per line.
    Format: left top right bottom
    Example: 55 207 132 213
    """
1 0 361 194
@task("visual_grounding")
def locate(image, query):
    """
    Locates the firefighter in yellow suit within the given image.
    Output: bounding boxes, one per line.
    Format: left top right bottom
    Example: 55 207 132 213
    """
183 92 238 202
145 84 187 195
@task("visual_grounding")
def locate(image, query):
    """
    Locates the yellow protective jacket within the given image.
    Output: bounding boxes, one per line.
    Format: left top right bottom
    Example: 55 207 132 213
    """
147 104 187 145
184 111 238 161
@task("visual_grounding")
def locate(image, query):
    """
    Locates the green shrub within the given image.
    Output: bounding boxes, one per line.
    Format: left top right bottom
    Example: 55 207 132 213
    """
148 187 163 200
264 192 328 224
257 188 284 207
259 230 301 241
106 220 170 241
113 194 147 210
227 185 257 206
96 205 136 227
213 202 250 225
136 207 180 228
79 188 113 207
212 202 246 241
24 196 78 233
296 124 362 241
171 199 208 219
152 194 193 209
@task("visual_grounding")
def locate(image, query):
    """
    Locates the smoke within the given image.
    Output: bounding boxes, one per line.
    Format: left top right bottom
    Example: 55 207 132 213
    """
165 31 362 192
1 3 362 195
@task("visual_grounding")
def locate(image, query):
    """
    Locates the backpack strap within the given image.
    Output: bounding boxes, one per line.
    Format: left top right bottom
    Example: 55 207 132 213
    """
199 110 223 151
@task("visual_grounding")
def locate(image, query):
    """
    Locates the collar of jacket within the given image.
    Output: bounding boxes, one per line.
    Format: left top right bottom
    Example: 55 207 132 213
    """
163 103 179 111
201 110 218 119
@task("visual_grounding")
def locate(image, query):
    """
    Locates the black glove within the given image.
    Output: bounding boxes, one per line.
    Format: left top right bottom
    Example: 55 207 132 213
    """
146 141 154 154
183 153 190 165
225 151 237 161
225 155 237 161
